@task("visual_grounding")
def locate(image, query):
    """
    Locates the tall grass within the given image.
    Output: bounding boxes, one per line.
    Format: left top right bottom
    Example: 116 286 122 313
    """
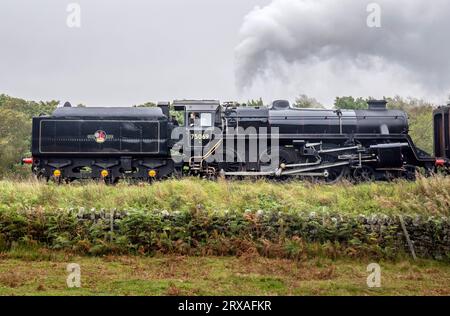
0 176 449 216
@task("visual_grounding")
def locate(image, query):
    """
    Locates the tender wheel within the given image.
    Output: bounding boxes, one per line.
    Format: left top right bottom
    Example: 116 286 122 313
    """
352 166 375 183
51 176 63 184
103 176 119 185
64 177 77 184
384 171 399 182
34 171 48 182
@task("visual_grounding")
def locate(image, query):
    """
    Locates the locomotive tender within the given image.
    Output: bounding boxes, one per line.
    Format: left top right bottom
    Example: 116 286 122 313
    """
25 99 450 183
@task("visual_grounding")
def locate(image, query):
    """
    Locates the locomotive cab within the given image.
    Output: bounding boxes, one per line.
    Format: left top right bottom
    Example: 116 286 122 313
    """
172 100 221 147
171 100 224 173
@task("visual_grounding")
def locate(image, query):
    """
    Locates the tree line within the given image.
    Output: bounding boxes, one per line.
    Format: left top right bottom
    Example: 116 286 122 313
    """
0 93 439 178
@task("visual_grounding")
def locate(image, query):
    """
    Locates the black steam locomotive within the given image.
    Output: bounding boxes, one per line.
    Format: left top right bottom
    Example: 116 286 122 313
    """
24 99 450 183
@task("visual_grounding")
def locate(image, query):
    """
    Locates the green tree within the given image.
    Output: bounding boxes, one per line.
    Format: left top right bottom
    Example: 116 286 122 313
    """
133 102 156 108
0 94 59 177
246 98 264 107
334 96 368 110
294 94 324 108
0 94 58 118
386 96 435 154
0 108 31 176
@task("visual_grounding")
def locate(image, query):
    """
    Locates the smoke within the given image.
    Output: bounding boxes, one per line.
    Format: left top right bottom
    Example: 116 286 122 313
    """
234 0 450 105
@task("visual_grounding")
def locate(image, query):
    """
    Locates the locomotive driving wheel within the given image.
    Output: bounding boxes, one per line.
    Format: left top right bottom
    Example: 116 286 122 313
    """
384 170 400 182
321 154 348 183
259 147 297 172
352 166 375 183
324 166 348 183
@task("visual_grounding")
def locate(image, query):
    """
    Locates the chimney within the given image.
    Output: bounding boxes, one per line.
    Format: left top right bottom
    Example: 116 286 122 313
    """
368 100 387 110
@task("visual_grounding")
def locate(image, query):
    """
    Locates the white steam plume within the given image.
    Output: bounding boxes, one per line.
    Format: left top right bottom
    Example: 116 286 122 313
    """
234 0 450 105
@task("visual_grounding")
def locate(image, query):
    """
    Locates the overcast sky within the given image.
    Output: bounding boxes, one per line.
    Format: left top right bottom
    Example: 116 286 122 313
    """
1 0 449 107
0 0 270 106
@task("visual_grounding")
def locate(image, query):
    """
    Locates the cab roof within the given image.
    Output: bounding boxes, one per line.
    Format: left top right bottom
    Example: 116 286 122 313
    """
173 100 220 111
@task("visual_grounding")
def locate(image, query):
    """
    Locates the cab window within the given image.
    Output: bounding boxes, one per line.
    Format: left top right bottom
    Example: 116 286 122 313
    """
188 112 212 127
200 113 212 127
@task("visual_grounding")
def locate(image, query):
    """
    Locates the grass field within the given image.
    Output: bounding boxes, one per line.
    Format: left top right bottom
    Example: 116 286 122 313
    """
1 175 449 216
0 177 449 295
0 250 449 296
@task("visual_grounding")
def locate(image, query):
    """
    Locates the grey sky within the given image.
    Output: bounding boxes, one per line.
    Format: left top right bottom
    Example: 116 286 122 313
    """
0 0 270 106
1 0 449 107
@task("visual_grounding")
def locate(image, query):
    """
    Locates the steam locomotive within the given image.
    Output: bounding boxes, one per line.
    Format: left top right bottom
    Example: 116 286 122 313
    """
24 99 450 183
